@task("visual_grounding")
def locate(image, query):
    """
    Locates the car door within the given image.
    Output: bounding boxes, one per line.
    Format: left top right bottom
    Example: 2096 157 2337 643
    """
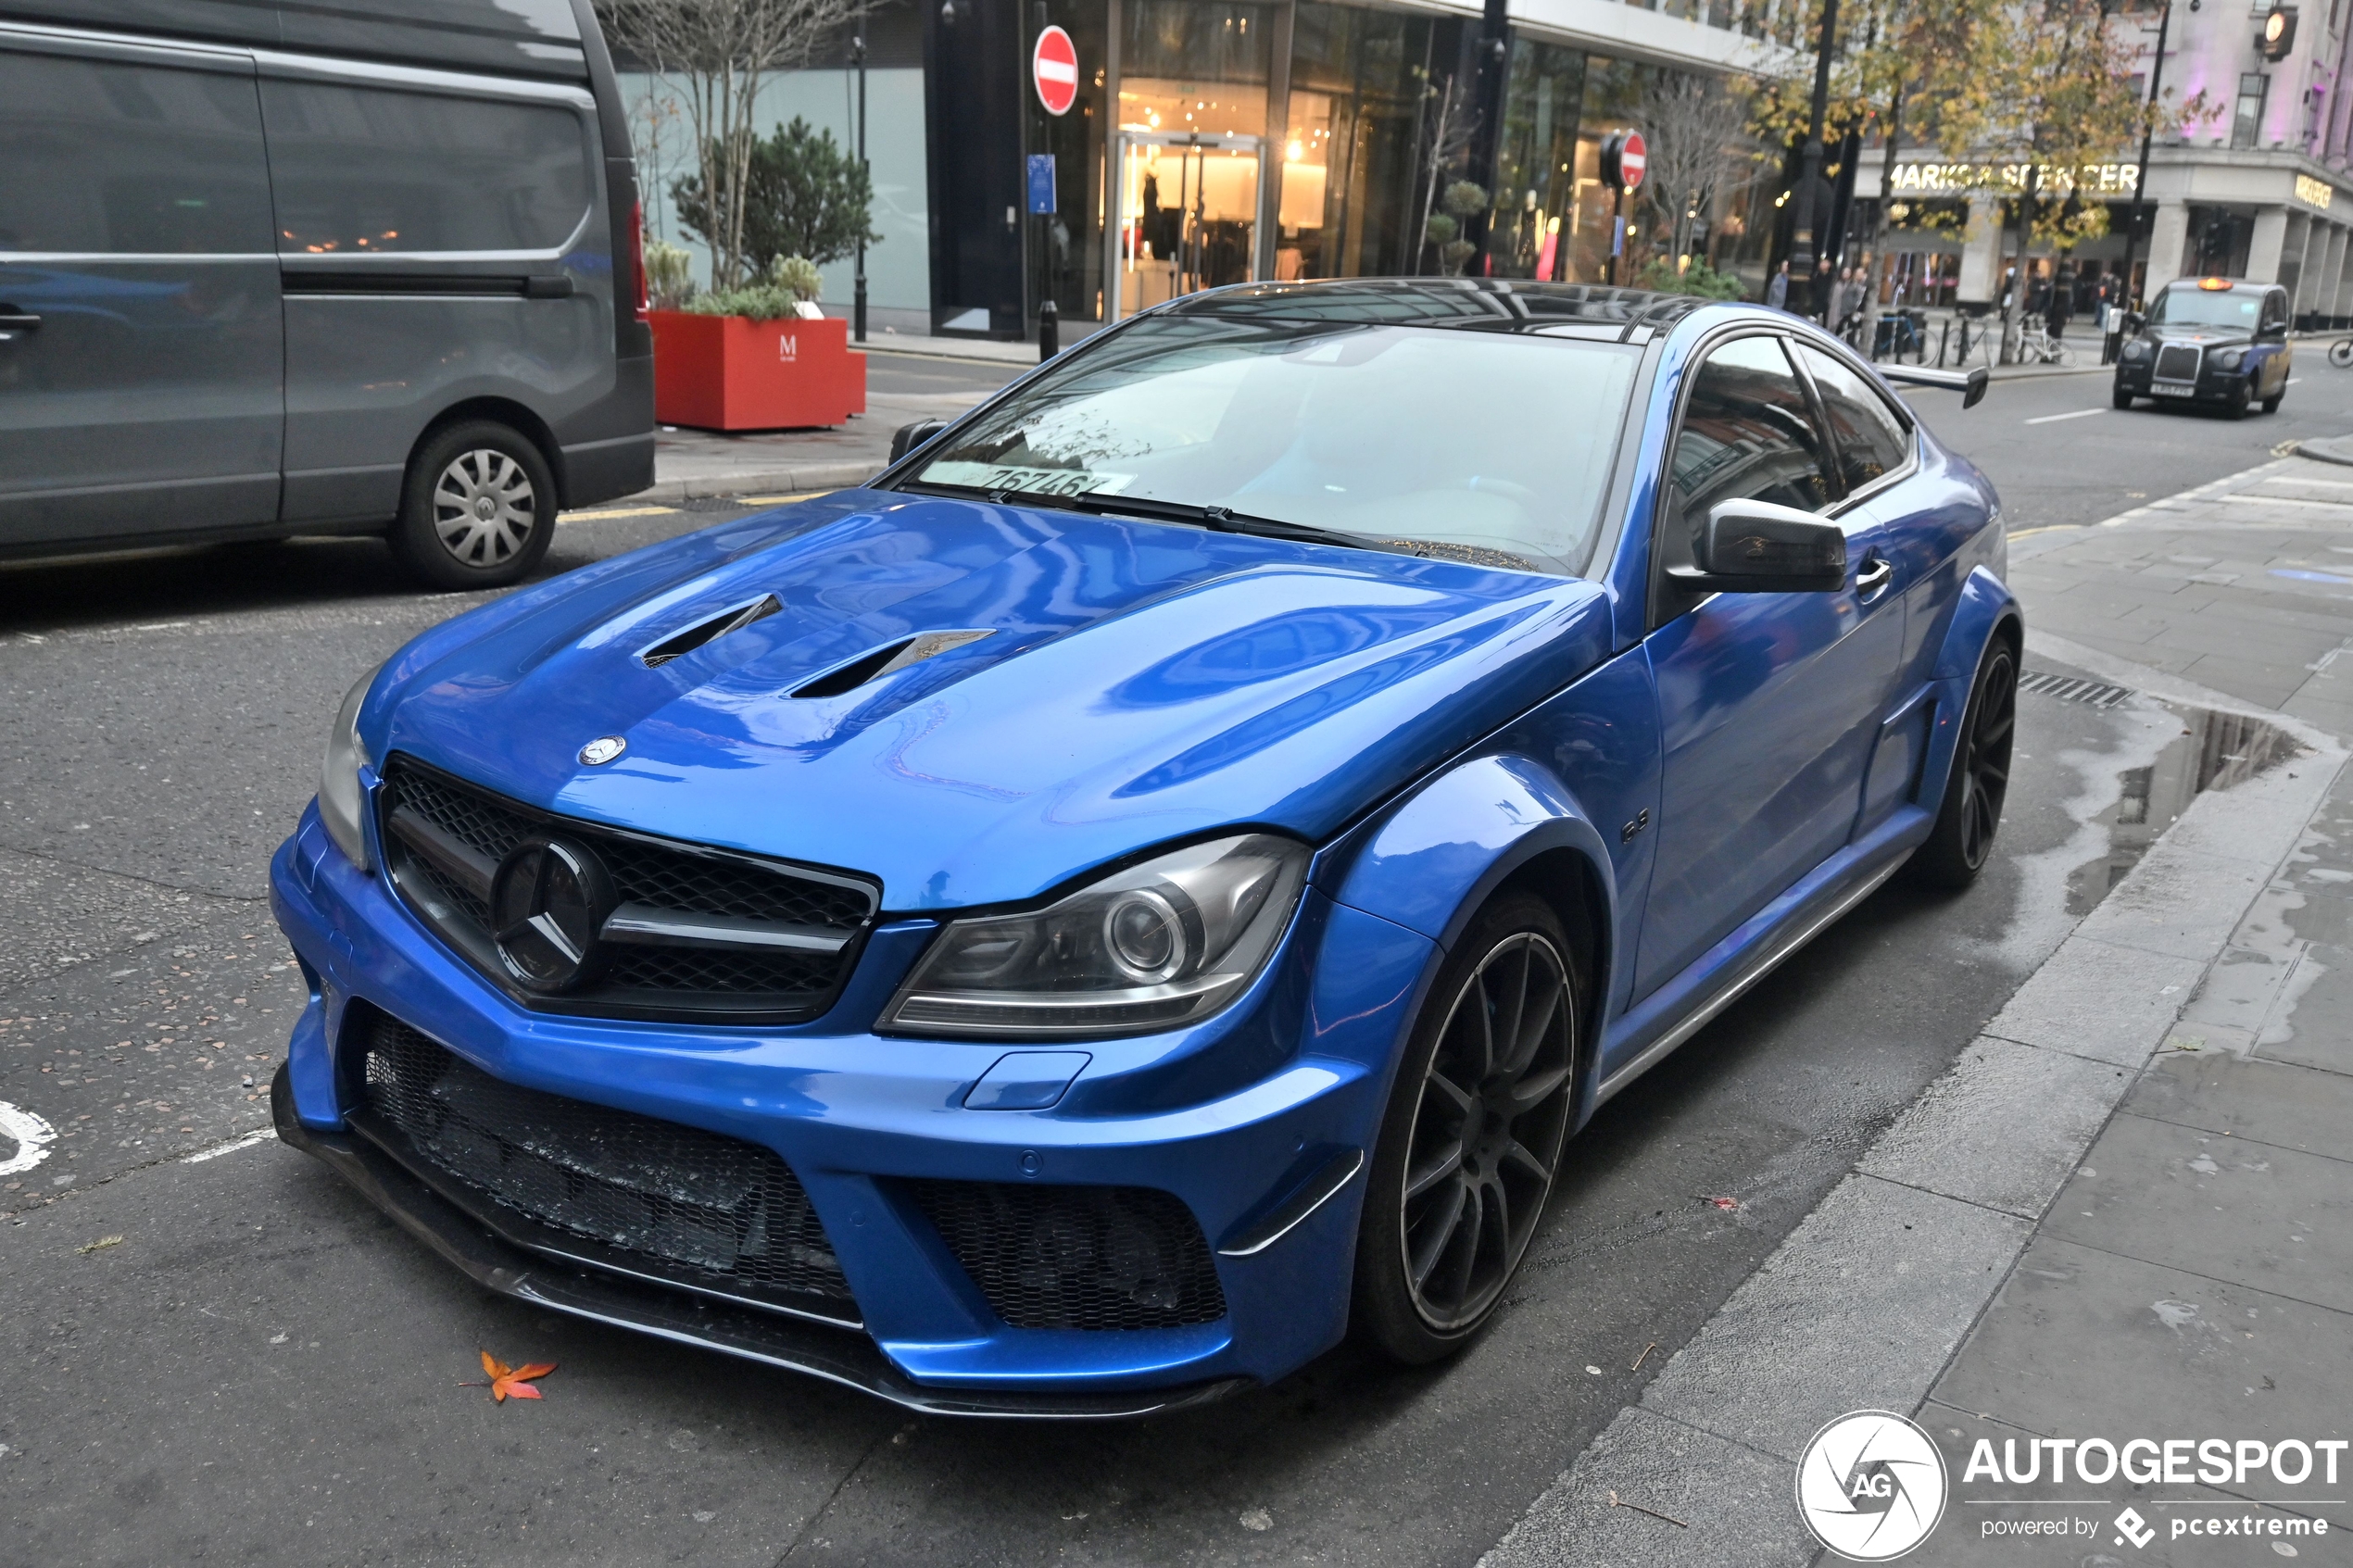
1631 332 1903 997
0 27 283 546
2258 288 2291 397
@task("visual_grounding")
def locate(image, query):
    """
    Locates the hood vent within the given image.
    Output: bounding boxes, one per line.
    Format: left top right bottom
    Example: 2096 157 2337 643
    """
791 628 996 699
639 595 782 669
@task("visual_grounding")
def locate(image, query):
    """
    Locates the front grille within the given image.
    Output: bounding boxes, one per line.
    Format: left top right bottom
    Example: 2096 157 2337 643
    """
377 756 875 1023
2154 343 2201 383
355 1013 857 1320
905 1180 1227 1331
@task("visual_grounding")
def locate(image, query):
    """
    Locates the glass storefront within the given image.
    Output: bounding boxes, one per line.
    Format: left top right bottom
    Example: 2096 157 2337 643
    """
1281 3 1456 282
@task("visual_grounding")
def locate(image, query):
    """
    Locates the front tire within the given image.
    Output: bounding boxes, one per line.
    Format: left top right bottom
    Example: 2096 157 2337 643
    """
2112 384 2135 410
1906 638 2017 890
1353 892 1579 1365
391 420 558 591
2263 390 2284 414
2222 379 2252 420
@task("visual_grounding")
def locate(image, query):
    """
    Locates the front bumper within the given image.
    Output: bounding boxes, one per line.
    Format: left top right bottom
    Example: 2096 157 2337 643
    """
2114 361 2249 405
268 803 1434 1408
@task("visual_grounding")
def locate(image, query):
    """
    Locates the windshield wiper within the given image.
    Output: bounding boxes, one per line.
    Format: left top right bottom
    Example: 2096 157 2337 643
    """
1063 494 1411 556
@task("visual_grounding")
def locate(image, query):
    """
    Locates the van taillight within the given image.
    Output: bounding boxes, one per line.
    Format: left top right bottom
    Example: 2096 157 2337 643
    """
630 199 648 320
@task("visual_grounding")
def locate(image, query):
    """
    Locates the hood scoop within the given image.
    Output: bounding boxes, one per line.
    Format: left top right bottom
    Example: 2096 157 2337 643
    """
791 628 997 698
639 594 782 669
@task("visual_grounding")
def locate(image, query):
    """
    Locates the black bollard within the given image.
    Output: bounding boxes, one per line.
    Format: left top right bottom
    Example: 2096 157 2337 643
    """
1039 298 1058 361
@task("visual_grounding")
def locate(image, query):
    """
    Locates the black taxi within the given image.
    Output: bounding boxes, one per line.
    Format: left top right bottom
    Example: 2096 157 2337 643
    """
2113 277 2293 419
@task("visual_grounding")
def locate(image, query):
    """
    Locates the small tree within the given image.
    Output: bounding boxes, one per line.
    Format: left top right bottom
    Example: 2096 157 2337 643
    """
596 0 870 289
1638 73 1752 267
673 117 880 280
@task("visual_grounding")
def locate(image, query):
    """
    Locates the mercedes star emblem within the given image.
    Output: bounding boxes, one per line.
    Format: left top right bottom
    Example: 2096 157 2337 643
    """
488 836 615 992
579 735 627 766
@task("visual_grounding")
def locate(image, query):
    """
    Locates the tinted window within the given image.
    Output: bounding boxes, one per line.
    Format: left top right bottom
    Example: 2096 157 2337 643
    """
0 47 273 254
259 80 591 254
1660 335 1833 571
1795 343 1911 495
906 318 1640 576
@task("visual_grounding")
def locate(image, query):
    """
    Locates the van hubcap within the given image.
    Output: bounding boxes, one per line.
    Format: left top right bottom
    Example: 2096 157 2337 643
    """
433 450 536 566
1401 931 1574 1332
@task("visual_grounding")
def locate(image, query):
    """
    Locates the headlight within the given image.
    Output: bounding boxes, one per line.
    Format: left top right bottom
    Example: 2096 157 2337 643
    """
2121 340 2150 361
2212 347 2244 370
879 834 1310 1038
319 667 380 870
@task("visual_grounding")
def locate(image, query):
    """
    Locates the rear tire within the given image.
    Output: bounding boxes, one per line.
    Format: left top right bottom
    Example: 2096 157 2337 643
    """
1906 638 2018 890
390 420 558 591
1353 891 1580 1365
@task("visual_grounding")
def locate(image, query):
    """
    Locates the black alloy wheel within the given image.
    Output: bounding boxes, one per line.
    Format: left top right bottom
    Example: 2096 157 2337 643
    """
1906 639 2018 889
1353 892 1578 1362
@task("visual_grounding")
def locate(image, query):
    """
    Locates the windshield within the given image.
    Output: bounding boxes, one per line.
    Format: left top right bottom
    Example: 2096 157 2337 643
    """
897 317 1641 577
2147 288 2261 329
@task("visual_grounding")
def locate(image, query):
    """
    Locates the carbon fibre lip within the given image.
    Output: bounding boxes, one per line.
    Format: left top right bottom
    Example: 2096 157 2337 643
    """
271 1066 1254 1420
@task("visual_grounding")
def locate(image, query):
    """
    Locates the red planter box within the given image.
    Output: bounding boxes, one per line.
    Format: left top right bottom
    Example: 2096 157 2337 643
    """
648 310 867 432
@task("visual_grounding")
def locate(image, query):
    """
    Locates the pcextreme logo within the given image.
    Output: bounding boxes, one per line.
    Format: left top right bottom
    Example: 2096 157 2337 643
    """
1797 1411 1950 1561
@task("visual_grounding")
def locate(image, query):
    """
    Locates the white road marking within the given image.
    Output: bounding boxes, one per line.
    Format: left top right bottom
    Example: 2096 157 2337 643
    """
182 1126 273 1163
2024 408 2107 425
0 1101 57 1175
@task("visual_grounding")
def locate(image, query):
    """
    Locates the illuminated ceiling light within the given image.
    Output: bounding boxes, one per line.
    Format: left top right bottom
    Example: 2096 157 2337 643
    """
1288 138 1304 160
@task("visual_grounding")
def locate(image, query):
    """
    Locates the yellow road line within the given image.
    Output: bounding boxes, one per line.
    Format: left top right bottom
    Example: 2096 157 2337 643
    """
736 492 826 505
2007 524 2083 540
560 505 678 521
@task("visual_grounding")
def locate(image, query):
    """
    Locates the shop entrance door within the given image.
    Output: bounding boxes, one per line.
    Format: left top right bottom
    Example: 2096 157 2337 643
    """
1111 132 1261 321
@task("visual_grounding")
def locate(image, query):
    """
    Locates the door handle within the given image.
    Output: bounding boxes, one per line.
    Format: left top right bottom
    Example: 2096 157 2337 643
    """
0 309 39 342
1856 558 1894 597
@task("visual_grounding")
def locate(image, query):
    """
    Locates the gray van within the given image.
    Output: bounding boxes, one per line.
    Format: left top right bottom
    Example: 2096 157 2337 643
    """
0 0 653 588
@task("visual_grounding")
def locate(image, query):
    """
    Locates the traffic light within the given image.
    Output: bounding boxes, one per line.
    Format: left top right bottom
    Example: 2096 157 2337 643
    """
2260 6 2296 60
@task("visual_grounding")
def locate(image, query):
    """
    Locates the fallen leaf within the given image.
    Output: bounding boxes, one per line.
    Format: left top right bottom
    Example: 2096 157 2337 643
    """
76 1235 125 1255
478 1350 558 1403
1702 1196 1737 1210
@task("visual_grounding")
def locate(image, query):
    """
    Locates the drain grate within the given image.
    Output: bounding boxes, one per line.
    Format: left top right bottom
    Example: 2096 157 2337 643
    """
2019 670 2136 708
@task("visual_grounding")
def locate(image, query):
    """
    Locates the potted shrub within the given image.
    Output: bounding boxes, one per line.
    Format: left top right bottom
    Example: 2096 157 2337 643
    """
648 254 866 432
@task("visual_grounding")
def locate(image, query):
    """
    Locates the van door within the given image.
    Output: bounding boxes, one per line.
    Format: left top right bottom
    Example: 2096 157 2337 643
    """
0 29 283 546
257 60 606 526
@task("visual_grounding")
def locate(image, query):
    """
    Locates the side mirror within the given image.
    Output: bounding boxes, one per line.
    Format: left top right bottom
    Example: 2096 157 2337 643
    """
2123 311 2144 332
2259 321 2288 342
890 418 950 464
1667 499 1847 594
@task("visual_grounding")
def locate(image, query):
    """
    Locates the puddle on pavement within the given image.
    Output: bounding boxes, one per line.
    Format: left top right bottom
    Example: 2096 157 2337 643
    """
2063 697 2308 915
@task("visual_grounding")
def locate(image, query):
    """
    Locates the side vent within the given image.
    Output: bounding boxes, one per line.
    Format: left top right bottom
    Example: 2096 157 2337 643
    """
791 628 996 698
639 595 782 669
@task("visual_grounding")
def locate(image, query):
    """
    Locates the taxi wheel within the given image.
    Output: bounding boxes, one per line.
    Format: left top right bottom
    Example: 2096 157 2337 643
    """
1906 637 2017 890
2112 385 2134 410
2222 380 2251 420
1353 891 1580 1365
2263 391 2284 414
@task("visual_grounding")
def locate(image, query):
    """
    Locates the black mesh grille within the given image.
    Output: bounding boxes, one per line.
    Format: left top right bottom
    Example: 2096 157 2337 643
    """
2155 343 2201 382
377 757 875 1023
905 1181 1227 1331
357 1013 856 1317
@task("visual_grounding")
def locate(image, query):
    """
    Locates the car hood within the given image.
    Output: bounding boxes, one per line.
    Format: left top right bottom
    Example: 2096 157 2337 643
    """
373 493 1616 910
2141 322 2254 349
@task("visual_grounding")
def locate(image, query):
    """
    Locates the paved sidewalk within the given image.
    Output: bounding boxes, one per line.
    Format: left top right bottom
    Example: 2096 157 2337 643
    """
1482 470 2353 1566
634 387 996 503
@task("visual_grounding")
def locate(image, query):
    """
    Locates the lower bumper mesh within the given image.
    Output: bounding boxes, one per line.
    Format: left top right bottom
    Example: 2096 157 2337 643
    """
905 1180 1227 1331
352 1012 856 1322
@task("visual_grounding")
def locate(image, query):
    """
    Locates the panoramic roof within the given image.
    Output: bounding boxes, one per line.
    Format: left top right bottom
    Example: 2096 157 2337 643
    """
1165 277 1716 337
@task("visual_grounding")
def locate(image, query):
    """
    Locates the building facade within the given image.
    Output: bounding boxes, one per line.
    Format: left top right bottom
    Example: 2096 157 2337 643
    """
922 0 1786 337
1850 0 2353 328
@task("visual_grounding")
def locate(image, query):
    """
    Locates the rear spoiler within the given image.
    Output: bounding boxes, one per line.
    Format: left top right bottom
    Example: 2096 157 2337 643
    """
1876 363 1990 409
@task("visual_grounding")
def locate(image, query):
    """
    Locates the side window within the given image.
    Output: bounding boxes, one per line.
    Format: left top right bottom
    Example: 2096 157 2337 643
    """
1658 335 1836 574
1794 343 1912 495
259 80 591 254
2264 292 2287 330
0 46 273 254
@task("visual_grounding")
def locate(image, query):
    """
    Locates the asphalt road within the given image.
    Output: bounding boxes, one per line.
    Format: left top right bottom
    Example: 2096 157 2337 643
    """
0 347 2319 1567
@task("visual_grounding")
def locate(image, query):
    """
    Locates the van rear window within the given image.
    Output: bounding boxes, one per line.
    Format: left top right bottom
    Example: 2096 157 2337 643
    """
260 81 592 255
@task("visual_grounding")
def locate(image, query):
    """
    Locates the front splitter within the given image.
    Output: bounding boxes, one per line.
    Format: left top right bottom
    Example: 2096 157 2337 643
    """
270 1067 1252 1420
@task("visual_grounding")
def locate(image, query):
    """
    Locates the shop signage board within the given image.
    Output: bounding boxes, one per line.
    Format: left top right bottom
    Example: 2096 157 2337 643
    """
1891 161 2139 195
1033 26 1076 116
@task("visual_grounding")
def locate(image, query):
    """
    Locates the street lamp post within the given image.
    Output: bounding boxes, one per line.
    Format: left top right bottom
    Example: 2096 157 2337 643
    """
2113 0 2171 347
852 28 868 344
1788 0 1841 321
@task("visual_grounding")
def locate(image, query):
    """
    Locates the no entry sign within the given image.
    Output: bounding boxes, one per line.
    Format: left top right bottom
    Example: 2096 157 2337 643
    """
1033 25 1077 116
1602 130 1647 192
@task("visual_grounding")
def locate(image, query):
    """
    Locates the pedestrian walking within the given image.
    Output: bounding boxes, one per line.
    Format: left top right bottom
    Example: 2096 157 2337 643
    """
1766 259 1789 310
2046 271 2072 343
1814 257 1835 325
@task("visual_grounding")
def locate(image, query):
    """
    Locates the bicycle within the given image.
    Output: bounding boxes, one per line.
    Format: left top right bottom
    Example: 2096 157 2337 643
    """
1941 309 1995 370
1874 309 1929 365
2329 336 2353 369
2013 314 2077 369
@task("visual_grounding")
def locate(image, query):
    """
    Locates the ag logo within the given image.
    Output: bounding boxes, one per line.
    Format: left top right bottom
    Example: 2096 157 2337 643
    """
1796 1411 1948 1561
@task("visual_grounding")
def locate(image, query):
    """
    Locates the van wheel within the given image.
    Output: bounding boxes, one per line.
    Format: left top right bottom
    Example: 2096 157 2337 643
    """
1905 637 2017 890
391 421 557 591
1353 891 1579 1365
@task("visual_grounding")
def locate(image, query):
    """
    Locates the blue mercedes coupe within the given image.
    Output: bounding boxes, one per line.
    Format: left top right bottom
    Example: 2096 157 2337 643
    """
270 280 2014 1416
